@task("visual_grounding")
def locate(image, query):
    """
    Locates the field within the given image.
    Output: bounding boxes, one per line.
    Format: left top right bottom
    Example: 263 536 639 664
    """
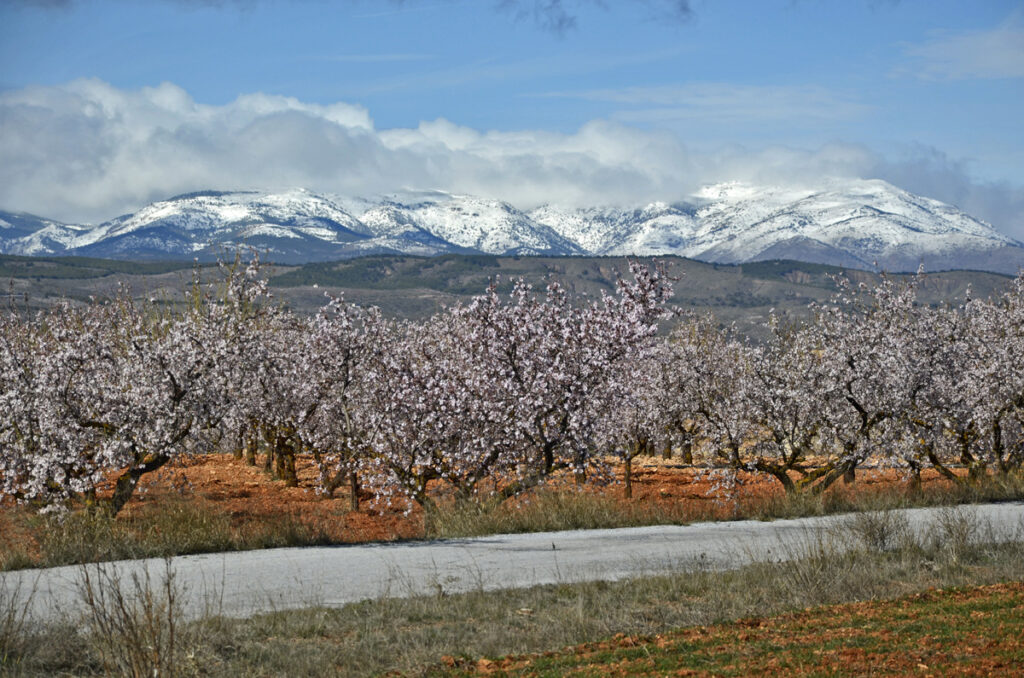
3 253 1023 675
4 498 1024 676
439 582 1024 676
4 447 1024 677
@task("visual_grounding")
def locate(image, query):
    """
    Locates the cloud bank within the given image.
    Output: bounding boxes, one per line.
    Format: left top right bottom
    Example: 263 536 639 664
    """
1 79 1022 240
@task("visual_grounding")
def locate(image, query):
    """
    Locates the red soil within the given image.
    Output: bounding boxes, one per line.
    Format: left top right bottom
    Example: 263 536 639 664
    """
124 454 955 543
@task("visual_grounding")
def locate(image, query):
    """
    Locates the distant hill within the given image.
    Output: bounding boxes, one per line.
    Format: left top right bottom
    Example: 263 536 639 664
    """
3 253 1011 340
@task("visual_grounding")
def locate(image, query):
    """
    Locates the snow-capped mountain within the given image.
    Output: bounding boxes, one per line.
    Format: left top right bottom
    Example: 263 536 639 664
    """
531 179 1024 273
0 189 580 263
0 211 86 256
64 189 374 262
2 180 1022 273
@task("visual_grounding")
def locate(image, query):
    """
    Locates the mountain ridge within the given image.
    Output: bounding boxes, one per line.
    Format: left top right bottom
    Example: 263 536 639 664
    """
2 180 1022 274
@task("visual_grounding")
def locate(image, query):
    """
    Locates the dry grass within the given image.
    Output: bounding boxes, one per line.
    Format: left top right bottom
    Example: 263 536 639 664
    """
423 487 705 539
3 508 1023 676
76 560 186 678
424 468 1024 539
1 495 332 572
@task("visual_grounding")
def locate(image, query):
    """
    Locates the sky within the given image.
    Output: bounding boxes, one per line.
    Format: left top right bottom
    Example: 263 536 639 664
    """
1 0 1022 238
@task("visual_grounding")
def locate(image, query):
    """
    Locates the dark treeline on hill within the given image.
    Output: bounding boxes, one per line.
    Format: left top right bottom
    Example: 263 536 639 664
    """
0 253 197 280
0 253 1015 339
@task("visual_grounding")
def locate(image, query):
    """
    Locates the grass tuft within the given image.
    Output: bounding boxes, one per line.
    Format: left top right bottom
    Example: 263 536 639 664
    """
77 560 187 678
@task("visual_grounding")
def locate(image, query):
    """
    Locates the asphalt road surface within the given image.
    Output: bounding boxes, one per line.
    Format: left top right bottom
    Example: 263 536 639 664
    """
5 502 1024 623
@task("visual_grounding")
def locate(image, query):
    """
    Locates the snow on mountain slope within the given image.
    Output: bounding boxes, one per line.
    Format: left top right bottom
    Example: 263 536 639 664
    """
59 190 377 262
531 203 700 256
0 211 86 256
378 192 583 256
350 203 466 256
687 179 1018 269
74 189 369 247
2 180 1022 273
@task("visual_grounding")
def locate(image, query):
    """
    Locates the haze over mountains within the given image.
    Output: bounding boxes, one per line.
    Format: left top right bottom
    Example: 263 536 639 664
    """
2 179 1022 274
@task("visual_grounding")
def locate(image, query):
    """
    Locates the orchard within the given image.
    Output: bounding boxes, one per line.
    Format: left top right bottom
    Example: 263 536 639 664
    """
1 256 1022 517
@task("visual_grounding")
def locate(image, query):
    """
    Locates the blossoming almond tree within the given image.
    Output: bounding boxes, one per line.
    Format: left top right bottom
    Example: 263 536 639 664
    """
358 312 509 509
460 261 674 498
959 275 1024 476
296 296 382 508
0 260 269 515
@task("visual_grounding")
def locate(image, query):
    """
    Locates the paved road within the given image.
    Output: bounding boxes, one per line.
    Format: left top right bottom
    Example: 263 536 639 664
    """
5 502 1024 623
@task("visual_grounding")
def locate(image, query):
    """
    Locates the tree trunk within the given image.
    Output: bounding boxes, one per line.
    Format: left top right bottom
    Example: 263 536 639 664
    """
926 449 961 484
107 453 172 516
907 466 922 494
542 443 555 476
623 455 633 499
243 428 258 466
274 433 298 487
681 439 693 465
349 471 360 512
811 460 856 496
993 417 1006 474
755 461 795 494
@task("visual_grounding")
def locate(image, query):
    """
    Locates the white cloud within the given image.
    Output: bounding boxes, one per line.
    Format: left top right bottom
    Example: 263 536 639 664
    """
874 144 1024 240
0 79 1021 241
899 16 1024 80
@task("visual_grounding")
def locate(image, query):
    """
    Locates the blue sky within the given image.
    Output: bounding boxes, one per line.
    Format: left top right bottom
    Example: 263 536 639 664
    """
1 0 1022 237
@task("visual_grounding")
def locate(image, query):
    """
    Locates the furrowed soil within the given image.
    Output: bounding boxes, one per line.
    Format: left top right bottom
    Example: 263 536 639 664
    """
435 582 1024 676
1 453 961 567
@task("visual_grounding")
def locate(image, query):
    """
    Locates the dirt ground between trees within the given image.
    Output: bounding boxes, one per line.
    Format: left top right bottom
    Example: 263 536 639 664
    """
11 452 957 547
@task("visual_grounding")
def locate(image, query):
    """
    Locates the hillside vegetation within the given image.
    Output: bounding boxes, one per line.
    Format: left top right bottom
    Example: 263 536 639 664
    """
1 253 1013 337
